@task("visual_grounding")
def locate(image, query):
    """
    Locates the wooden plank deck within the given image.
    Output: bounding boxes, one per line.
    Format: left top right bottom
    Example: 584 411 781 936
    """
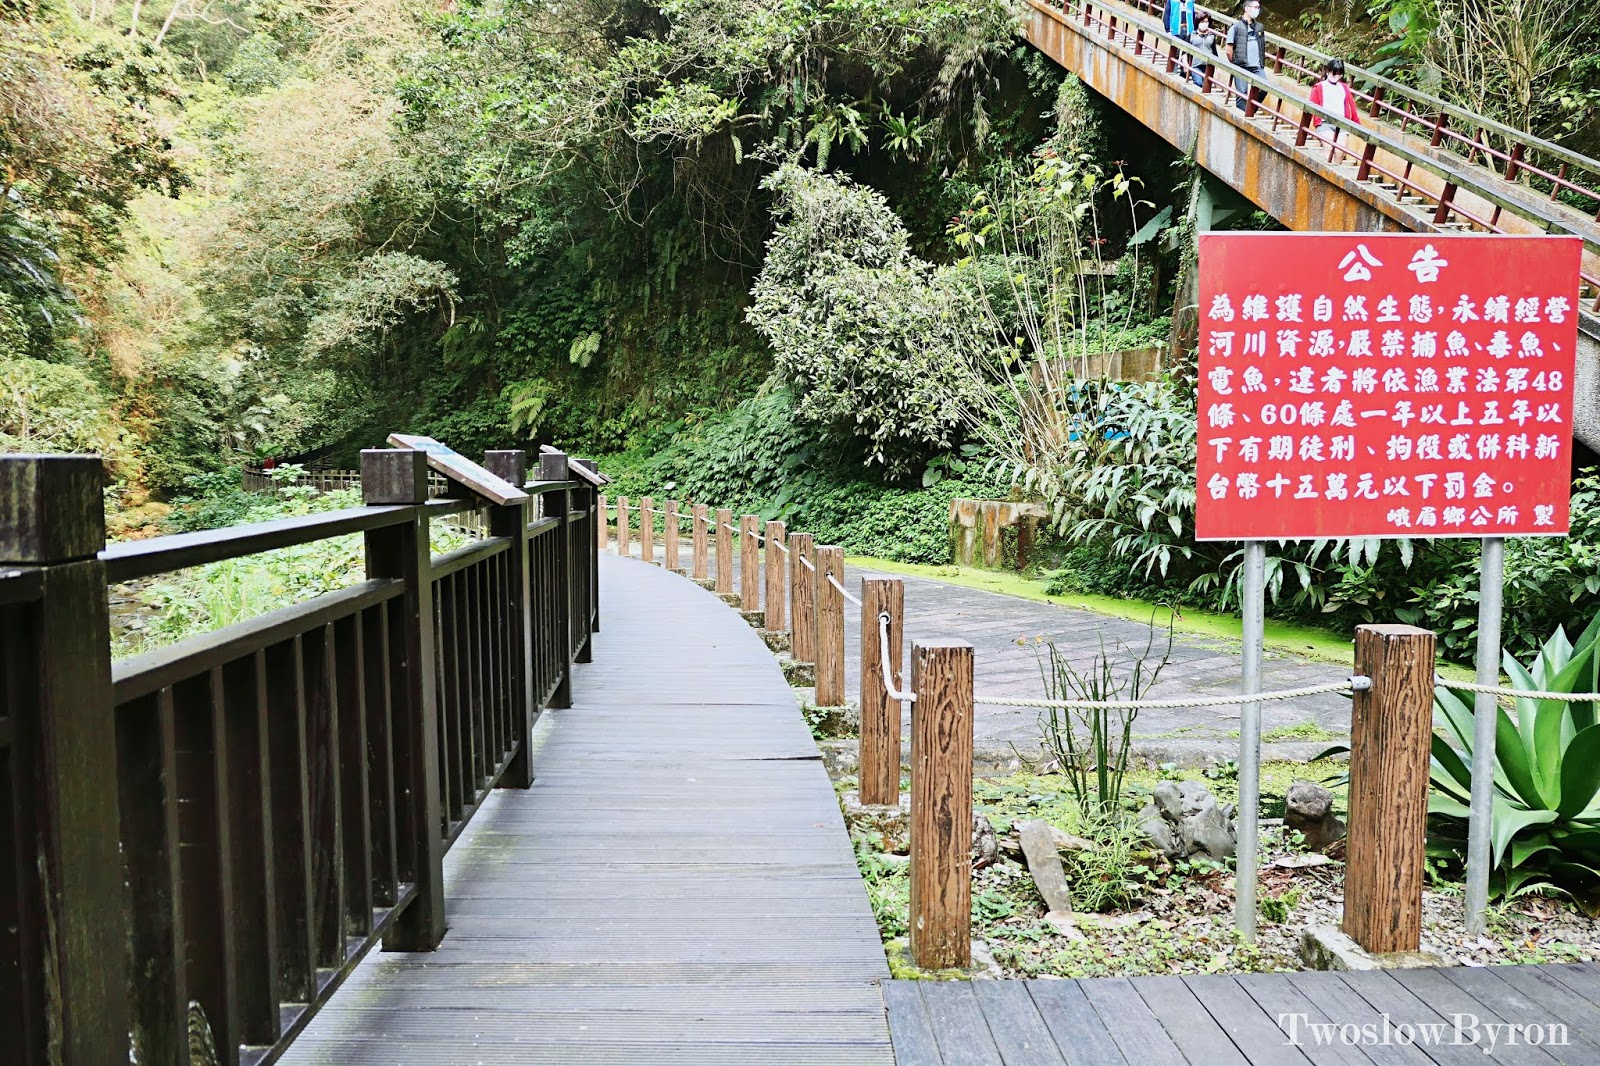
279 553 893 1064
887 967 1600 1065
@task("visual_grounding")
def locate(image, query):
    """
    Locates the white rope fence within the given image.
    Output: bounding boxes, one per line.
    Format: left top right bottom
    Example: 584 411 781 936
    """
971 677 1368 711
1437 676 1600 703
825 572 863 608
800 555 815 572
877 612 916 703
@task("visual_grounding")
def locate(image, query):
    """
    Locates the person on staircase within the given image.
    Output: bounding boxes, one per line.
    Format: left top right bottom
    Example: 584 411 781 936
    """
1224 0 1267 114
1306 57 1362 145
1189 13 1221 89
1163 0 1197 78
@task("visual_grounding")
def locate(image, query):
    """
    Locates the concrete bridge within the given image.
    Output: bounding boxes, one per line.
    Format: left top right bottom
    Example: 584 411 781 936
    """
1021 0 1600 449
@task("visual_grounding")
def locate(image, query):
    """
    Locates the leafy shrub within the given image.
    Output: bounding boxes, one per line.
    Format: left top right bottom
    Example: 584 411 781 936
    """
1430 614 1600 898
748 165 987 477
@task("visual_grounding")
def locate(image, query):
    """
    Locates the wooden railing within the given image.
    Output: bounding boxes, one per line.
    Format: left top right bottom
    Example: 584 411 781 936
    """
0 445 599 1066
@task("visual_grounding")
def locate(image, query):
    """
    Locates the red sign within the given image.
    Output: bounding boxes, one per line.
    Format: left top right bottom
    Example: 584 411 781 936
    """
1195 233 1581 541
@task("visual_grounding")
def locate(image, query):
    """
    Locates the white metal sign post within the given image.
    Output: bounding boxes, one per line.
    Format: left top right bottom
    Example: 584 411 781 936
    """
1236 540 1266 942
1464 537 1505 933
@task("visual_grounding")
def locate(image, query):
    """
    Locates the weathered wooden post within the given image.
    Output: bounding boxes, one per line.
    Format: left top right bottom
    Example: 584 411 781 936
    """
485 450 534 787
692 504 709 581
714 507 734 596
540 450 575 709
815 545 846 706
981 502 1002 569
860 577 905 805
1344 624 1435 954
0 455 131 1064
740 514 761 613
909 639 975 970
764 520 786 631
789 533 817 665
640 495 655 564
598 492 609 549
664 500 680 571
361 448 446 951
617 496 631 558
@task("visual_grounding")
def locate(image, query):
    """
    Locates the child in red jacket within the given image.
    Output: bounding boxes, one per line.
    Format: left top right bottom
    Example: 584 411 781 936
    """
1307 58 1362 144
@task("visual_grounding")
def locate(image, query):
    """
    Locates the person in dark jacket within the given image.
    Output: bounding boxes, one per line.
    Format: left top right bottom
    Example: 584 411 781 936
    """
1224 0 1267 112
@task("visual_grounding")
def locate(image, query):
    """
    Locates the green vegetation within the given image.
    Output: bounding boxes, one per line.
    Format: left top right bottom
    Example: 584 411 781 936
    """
1430 614 1600 901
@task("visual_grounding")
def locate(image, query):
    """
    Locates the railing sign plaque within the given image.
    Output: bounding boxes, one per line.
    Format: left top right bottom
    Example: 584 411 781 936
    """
1195 233 1582 541
388 433 530 504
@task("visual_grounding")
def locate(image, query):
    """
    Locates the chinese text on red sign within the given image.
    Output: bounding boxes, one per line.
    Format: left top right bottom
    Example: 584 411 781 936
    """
1195 234 1582 540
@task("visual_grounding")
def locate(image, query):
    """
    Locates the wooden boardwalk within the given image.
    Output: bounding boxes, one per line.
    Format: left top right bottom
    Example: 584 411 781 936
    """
279 553 893 1064
886 966 1600 1064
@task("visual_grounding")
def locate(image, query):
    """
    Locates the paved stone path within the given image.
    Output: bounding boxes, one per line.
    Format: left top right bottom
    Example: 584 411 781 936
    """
617 535 1351 763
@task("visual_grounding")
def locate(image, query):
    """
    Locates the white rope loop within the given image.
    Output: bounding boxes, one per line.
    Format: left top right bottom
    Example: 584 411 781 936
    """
877 611 917 703
1437 676 1600 703
800 555 816 572
825 572 863 608
773 539 789 555
973 677 1367 711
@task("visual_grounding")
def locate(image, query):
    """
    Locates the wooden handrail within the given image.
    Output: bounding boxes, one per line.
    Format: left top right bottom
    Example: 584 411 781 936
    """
0 446 603 1066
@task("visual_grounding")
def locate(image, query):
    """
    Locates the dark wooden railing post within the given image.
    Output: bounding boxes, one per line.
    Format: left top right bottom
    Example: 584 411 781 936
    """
909 639 974 970
1344 624 1435 954
714 508 734 597
0 455 131 1065
360 448 445 951
859 577 904 806
576 459 601 639
640 496 655 565
789 533 817 666
485 450 534 788
692 504 709 582
740 514 761 612
664 500 680 572
540 450 575 710
764 520 786 631
815 545 846 706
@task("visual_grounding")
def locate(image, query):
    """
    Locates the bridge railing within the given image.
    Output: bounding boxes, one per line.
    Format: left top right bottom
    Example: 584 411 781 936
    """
0 446 599 1066
1032 0 1600 313
1118 0 1600 224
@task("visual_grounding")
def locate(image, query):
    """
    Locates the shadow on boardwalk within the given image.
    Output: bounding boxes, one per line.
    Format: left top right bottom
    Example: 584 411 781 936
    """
280 553 892 1064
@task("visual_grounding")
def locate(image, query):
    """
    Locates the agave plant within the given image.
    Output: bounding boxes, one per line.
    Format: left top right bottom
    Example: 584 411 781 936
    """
1430 612 1600 899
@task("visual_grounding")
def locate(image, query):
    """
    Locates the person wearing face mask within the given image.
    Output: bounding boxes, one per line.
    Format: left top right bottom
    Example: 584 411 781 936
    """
1189 13 1221 89
1306 57 1363 143
1224 0 1267 113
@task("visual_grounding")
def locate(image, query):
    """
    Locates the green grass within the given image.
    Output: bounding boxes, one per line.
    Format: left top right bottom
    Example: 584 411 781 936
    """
847 555 1476 682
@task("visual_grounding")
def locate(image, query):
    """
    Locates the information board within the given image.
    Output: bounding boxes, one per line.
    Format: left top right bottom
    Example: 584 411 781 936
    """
387 433 530 505
1195 233 1582 541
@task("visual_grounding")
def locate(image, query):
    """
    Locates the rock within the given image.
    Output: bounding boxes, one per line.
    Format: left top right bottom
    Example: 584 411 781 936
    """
1049 827 1096 853
1138 804 1180 859
1044 910 1086 941
741 610 766 628
1285 779 1346 851
1300 925 1450 971
1017 820 1074 914
972 814 999 869
781 659 816 687
760 629 792 655
1139 780 1236 860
